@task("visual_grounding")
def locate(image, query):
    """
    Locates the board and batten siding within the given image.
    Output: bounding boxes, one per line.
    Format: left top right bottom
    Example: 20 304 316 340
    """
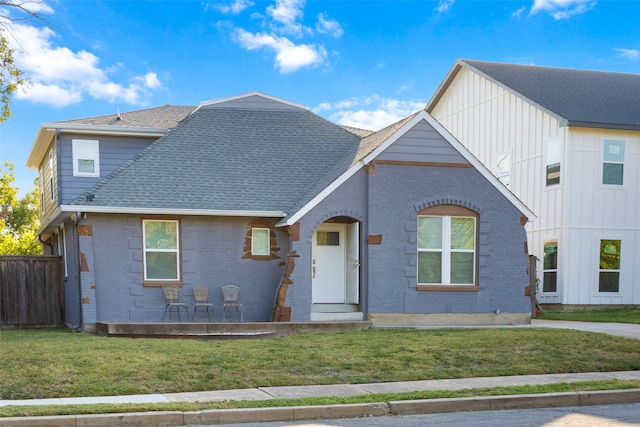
562 127 640 304
431 67 640 305
58 134 157 205
429 67 565 303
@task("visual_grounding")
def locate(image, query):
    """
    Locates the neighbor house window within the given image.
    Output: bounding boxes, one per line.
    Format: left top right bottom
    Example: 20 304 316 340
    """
251 228 270 256
417 205 477 287
72 139 100 177
143 219 180 283
546 140 561 186
599 240 621 292
602 139 624 185
543 240 558 292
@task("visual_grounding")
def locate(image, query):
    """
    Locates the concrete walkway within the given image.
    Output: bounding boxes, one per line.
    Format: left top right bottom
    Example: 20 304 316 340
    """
2 371 639 408
1 320 639 426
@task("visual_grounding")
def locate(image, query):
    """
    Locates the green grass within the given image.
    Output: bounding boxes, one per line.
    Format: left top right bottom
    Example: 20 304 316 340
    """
537 307 640 324
2 327 640 403
1 380 639 418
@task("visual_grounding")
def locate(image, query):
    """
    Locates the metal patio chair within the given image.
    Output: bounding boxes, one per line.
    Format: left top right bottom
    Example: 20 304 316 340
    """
162 285 188 322
191 286 214 321
222 285 243 322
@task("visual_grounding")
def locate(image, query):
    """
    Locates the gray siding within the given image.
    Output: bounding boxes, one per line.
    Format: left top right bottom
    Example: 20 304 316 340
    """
39 144 58 219
58 134 157 205
203 94 304 111
81 214 289 322
366 162 530 315
376 120 468 164
288 168 369 322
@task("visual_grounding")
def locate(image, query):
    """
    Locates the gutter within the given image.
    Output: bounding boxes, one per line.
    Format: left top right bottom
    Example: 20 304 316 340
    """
59 205 288 218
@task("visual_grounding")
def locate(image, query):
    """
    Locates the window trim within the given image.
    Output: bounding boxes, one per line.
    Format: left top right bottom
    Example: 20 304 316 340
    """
602 139 625 186
242 219 280 260
598 239 621 293
142 218 182 287
72 139 100 177
251 228 271 256
416 205 479 289
542 240 558 293
545 139 561 187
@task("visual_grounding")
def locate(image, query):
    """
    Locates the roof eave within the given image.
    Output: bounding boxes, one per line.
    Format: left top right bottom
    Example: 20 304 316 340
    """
26 123 170 170
59 205 287 218
567 121 640 131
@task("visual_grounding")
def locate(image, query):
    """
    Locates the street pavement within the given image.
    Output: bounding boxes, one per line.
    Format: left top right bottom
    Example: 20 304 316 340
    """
0 320 639 427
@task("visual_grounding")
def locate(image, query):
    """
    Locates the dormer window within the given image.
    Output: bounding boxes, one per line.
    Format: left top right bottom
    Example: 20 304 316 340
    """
72 139 100 177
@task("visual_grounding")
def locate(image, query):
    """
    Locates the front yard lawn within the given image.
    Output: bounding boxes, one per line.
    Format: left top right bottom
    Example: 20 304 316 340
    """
1 327 640 400
537 307 640 324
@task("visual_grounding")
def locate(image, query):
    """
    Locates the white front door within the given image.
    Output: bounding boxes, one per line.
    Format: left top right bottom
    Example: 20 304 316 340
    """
312 224 346 303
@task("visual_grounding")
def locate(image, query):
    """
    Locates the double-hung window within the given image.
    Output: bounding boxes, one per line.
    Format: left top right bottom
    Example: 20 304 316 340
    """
546 140 561 186
599 240 621 292
143 219 180 284
543 240 558 292
417 205 477 287
602 139 624 185
72 139 100 177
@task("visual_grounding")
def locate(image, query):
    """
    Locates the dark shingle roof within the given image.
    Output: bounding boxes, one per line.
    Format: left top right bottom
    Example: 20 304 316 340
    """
59 105 195 128
72 105 361 214
452 59 640 130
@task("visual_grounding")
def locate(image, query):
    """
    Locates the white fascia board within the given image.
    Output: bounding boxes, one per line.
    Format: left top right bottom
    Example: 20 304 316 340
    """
51 123 169 137
59 205 287 218
277 164 364 227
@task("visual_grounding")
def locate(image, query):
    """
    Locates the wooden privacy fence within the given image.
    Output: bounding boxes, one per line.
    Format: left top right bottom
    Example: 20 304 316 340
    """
0 256 64 327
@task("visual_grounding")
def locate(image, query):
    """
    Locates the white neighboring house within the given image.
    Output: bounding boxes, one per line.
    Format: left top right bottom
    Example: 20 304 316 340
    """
427 59 640 306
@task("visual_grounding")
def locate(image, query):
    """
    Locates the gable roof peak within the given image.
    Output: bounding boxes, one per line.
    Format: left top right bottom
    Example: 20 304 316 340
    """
195 91 308 113
428 58 640 131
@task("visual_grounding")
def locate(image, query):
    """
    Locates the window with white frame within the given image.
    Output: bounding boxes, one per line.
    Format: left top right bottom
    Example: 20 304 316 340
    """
251 228 270 256
599 239 621 292
417 205 477 286
546 140 561 186
543 240 558 292
602 139 624 185
72 139 100 177
49 151 55 200
143 219 180 283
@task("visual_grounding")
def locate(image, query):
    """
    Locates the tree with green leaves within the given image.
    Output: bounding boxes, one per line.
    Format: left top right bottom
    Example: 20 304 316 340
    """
0 29 24 122
0 161 41 254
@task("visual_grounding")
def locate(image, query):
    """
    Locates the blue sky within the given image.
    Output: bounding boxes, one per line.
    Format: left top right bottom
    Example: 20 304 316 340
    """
1 0 639 194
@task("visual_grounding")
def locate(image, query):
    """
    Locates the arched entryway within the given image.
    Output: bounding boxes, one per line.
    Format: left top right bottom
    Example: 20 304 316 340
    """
310 217 362 321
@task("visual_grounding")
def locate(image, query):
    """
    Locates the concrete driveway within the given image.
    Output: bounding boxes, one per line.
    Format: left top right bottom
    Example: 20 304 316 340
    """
531 319 640 340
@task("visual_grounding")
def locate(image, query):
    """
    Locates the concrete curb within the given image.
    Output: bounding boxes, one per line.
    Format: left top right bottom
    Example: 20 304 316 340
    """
1 389 639 427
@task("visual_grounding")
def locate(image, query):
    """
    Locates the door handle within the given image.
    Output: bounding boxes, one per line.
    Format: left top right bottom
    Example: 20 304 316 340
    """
312 259 316 278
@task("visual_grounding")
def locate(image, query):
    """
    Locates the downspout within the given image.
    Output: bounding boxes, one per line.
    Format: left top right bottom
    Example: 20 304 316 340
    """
38 235 54 255
73 212 83 331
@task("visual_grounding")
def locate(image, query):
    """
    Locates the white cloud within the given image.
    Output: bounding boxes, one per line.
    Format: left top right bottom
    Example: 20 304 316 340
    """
315 95 426 131
512 6 527 18
207 0 254 15
530 0 596 19
615 48 639 60
221 0 341 72
316 13 343 38
6 21 162 107
234 28 326 73
436 0 455 14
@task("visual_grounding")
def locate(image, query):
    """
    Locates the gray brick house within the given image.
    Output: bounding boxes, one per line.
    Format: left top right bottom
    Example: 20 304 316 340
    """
27 92 535 331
